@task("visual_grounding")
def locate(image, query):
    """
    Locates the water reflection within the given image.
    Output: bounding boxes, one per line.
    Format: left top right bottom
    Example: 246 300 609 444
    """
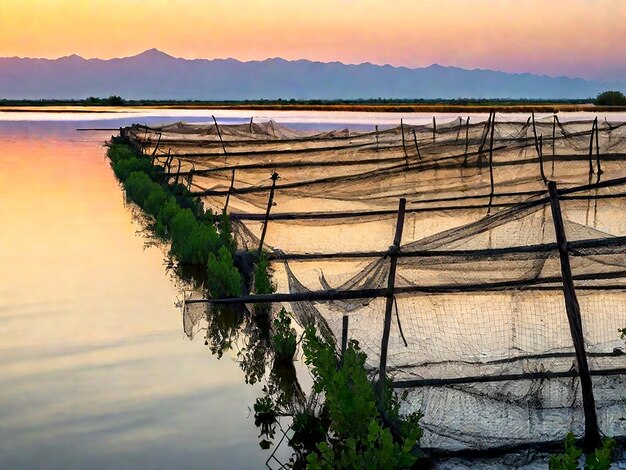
0 117 296 469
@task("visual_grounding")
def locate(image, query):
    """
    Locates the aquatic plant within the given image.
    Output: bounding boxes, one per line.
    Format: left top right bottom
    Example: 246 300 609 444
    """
301 327 423 469
272 308 297 362
106 141 242 298
206 246 242 298
549 432 616 470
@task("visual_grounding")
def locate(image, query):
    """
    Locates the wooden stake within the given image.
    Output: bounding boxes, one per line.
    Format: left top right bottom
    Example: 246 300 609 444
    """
212 115 228 155
463 116 470 166
224 168 236 212
151 131 162 157
249 116 254 133
412 129 421 161
588 119 595 175
400 119 408 160
341 314 349 357
548 181 600 451
487 112 496 214
379 198 406 382
595 117 602 179
258 172 279 255
375 125 379 149
538 135 547 185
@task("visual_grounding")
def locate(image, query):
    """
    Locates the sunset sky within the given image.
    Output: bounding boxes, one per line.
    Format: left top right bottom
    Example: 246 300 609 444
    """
1 0 625 81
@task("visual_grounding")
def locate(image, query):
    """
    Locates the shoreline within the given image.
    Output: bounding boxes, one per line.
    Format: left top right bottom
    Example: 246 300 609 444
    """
3 103 626 114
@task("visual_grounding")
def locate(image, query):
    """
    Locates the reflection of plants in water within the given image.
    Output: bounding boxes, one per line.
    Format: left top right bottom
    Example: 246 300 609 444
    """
272 308 298 363
204 305 244 360
238 312 272 385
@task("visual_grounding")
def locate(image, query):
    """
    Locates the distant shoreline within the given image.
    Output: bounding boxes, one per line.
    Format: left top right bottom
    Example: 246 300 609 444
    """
2 102 626 114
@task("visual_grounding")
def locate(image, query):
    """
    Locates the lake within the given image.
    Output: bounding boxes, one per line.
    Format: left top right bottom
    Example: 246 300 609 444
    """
1 109 625 469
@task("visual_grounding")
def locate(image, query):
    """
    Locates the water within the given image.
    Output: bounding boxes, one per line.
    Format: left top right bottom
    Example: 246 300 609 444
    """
1 110 625 468
0 115 293 469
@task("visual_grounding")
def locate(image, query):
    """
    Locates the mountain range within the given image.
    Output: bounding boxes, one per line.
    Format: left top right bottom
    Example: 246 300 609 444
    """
1 49 624 100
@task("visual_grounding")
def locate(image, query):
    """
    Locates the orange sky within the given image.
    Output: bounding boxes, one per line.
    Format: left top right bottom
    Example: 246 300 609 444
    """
1 0 625 81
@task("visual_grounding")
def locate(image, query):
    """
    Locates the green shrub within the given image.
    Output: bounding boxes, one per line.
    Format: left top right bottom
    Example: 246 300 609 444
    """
272 308 297 362
549 432 616 470
302 327 422 469
206 246 242 298
596 91 626 106
253 253 275 315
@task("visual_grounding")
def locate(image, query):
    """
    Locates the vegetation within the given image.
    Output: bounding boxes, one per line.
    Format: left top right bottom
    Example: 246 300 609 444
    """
272 308 297 362
595 91 626 106
253 253 275 315
549 432 616 470
106 141 241 297
5 97 626 113
295 327 422 469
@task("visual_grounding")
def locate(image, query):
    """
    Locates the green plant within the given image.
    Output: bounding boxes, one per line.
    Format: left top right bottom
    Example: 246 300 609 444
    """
549 432 616 470
206 246 242 298
272 308 297 362
302 327 422 469
106 141 243 299
254 392 278 450
253 253 275 316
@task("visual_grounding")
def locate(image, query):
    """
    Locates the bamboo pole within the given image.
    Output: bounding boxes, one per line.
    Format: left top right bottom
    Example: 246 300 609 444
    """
548 181 600 450
379 198 407 382
258 172 279 255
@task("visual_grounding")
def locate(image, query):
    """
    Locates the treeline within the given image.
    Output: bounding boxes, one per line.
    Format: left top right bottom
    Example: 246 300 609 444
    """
0 96 605 107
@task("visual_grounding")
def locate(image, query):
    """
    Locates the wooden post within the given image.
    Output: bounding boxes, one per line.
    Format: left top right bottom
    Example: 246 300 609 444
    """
552 114 557 176
477 111 493 164
400 119 408 160
258 172 279 255
375 125 379 149
531 111 541 159
341 314 349 357
463 116 470 166
487 112 496 214
594 117 602 178
588 119 595 175
187 165 195 191
151 131 162 157
249 116 254 133
379 198 407 382
548 181 601 450
538 135 547 184
224 168 236 212
212 115 228 155
412 129 421 161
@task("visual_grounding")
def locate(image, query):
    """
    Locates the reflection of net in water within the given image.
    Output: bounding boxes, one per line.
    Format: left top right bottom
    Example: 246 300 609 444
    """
132 115 626 453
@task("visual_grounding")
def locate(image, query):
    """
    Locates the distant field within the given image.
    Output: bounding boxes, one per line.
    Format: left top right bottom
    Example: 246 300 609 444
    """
2 100 626 113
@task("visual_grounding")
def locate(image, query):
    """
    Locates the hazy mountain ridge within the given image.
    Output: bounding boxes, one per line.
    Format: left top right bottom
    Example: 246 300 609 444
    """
1 49 624 100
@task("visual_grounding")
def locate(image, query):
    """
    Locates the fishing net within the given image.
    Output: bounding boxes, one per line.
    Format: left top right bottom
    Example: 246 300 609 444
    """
129 114 626 453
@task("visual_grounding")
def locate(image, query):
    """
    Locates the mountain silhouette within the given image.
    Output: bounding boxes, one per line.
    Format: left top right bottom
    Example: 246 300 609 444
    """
1 49 623 100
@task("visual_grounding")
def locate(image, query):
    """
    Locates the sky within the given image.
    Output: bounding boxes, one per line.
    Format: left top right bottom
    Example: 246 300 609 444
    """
1 0 625 81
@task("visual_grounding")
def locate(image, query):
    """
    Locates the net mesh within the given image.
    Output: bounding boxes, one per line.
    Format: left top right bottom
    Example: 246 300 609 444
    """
130 114 626 452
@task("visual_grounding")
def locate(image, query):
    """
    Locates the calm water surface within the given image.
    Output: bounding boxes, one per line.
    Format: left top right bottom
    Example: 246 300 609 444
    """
2 110 625 469
0 115 296 469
